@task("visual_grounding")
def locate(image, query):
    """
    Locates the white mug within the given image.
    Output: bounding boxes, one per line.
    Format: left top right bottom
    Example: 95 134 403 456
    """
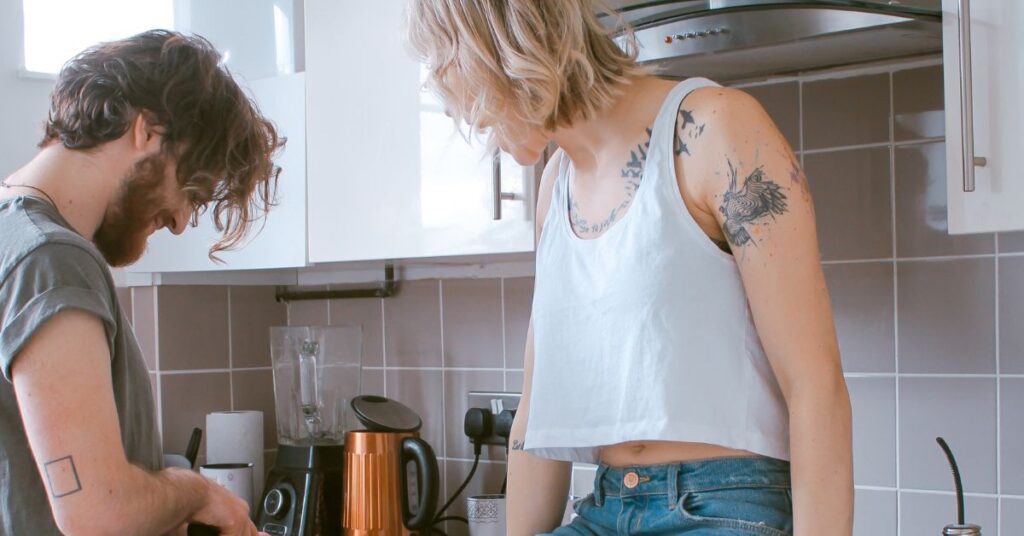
200 463 254 510
467 494 506 536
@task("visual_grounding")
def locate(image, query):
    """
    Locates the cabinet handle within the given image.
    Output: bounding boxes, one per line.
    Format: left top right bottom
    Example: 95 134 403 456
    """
492 150 523 220
958 0 987 192
493 150 502 220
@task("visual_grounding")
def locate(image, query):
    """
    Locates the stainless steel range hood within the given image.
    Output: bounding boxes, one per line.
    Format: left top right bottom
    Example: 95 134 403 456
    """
610 0 942 82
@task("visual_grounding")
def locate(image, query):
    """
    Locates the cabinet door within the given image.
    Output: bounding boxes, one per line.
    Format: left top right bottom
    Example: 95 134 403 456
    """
305 1 536 264
943 0 1024 233
128 72 307 272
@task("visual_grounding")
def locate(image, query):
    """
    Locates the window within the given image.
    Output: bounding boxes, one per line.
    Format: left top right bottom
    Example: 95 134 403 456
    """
22 0 175 75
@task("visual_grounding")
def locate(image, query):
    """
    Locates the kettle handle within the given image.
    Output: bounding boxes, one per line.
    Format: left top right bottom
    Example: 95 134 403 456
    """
400 437 440 530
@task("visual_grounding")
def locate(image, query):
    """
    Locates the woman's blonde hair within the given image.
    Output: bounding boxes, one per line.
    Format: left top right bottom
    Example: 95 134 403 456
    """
407 0 647 140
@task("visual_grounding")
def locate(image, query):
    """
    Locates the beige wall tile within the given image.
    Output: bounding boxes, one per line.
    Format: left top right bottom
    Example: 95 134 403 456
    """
132 287 158 371
1000 379 1024 495
1000 257 1024 373
502 277 534 370
897 259 995 374
287 292 329 327
116 287 132 324
898 377 996 493
999 232 1024 253
329 297 384 368
158 286 230 370
895 143 994 257
442 279 503 369
385 370 444 456
893 65 944 141
384 281 442 368
743 82 800 150
803 73 890 150
160 372 231 455
232 369 277 450
230 286 287 369
847 377 896 487
805 147 893 260
824 262 895 373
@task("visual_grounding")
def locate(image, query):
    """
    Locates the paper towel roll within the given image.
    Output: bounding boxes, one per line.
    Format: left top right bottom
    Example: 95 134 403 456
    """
206 411 264 501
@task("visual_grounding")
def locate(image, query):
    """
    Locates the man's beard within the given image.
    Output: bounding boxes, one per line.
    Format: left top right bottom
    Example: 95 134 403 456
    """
94 154 171 267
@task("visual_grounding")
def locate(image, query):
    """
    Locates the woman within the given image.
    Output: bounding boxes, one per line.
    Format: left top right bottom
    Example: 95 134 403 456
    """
409 1 853 534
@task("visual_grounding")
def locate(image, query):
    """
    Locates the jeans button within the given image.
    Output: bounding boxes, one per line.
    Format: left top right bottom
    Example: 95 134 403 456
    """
623 471 639 489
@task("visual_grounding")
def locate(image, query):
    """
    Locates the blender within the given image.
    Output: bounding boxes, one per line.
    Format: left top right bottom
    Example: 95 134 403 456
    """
256 326 362 536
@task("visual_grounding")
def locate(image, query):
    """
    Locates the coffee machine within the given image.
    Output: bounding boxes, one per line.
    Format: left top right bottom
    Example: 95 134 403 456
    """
256 326 362 536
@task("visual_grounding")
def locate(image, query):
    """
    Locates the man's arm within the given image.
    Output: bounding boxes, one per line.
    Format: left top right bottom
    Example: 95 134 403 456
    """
680 87 854 535
12 309 257 536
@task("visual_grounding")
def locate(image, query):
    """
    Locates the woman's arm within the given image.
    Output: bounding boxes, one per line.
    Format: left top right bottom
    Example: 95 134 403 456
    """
506 150 572 536
507 323 572 535
679 87 854 535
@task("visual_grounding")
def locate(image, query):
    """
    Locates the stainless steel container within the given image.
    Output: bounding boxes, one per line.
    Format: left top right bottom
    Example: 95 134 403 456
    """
943 523 982 535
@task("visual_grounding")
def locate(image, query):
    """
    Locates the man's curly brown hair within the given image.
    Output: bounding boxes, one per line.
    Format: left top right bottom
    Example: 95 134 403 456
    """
41 29 284 257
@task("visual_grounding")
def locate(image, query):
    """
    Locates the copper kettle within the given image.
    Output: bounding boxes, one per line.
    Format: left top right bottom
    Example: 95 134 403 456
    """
343 396 439 535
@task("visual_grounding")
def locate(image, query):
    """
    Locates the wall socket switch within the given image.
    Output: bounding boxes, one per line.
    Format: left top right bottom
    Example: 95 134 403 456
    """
467 391 521 447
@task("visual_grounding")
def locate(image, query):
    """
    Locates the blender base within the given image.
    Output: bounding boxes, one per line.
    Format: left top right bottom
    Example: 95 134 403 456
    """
256 444 345 536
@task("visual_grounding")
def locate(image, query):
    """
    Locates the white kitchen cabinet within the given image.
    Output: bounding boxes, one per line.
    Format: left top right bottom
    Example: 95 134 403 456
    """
128 72 307 273
943 0 1024 234
304 0 537 264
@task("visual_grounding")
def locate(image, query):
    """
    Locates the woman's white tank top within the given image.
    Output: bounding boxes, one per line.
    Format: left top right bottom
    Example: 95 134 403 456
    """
525 78 790 463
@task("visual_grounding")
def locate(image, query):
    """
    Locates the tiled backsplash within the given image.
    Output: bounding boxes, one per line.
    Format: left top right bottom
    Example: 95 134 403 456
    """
118 278 533 533
118 59 1024 536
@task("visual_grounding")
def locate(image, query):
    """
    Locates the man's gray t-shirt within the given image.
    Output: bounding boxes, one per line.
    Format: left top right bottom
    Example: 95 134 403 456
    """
0 196 162 534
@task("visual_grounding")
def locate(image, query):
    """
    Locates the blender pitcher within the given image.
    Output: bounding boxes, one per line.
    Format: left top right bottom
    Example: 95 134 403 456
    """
270 325 362 446
257 325 362 536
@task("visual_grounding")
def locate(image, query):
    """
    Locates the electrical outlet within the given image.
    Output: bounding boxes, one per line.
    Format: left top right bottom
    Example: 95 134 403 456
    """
467 391 521 447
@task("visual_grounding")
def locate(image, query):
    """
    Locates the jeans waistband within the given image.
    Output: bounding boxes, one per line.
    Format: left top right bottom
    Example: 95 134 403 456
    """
591 456 791 506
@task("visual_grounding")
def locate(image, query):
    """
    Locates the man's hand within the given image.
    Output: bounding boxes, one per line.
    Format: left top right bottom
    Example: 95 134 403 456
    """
189 474 262 536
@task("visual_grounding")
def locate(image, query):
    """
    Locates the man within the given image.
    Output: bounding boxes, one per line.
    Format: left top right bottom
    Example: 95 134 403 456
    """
0 30 282 535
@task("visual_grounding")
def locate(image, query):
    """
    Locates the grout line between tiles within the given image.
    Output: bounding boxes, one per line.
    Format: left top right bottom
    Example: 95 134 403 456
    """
845 372 1024 379
365 366 513 372
441 456 507 465
154 288 163 439
822 257 894 265
732 55 941 88
896 253 996 263
856 485 1021 500
160 367 271 375
821 253 1000 265
439 280 448 465
227 287 234 411
798 76 804 167
897 373 1001 379
889 70 902 534
995 234 1002 513
802 137 943 156
898 488 1010 500
501 278 507 392
325 286 332 325
381 298 387 398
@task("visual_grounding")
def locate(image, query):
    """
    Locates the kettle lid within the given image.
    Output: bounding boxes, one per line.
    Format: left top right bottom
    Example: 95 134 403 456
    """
351 395 422 433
